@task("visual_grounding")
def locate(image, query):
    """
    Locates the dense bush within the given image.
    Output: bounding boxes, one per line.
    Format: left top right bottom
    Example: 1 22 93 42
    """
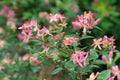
0 0 120 80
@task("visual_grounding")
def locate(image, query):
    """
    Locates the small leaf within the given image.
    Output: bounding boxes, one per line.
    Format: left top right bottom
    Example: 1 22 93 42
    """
69 71 77 80
97 70 110 80
52 67 63 75
93 60 105 65
87 53 98 61
64 60 77 70
94 26 103 31
113 52 120 63
81 35 94 40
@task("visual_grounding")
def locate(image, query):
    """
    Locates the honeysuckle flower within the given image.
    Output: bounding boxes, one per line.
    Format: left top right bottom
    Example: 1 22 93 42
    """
72 11 100 34
63 37 79 46
69 3 79 12
91 36 115 50
108 77 114 80
29 56 40 65
71 51 89 68
18 20 39 43
3 75 9 80
0 5 16 31
0 5 8 15
109 51 113 63
39 12 48 19
87 72 99 80
117 75 120 80
22 53 30 61
111 65 120 76
38 26 52 40
39 26 51 36
102 51 113 64
48 13 65 23
0 27 4 34
102 55 109 63
2 57 11 64
42 44 46 49
91 38 102 50
0 40 5 48
0 65 4 70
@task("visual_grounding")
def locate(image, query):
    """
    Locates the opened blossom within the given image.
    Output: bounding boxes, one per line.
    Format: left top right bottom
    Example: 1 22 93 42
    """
91 38 102 50
63 37 79 45
87 72 99 80
111 65 120 76
71 51 89 68
29 56 40 65
108 77 114 80
72 11 100 34
48 13 65 23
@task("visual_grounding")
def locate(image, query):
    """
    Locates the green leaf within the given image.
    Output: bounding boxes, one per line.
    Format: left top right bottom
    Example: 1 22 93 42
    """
14 53 19 63
52 67 63 75
81 35 94 40
97 70 110 80
69 71 77 80
71 42 78 47
93 60 105 65
87 53 98 61
64 60 77 70
113 52 120 63
94 26 103 31
59 48 71 57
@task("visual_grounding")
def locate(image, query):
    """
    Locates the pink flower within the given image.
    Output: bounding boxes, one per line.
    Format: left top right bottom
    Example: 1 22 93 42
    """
72 11 100 34
87 72 99 80
38 26 52 40
63 37 79 45
111 65 120 76
102 51 113 64
109 51 113 63
0 65 4 70
29 56 40 65
42 44 46 49
22 53 30 61
18 20 38 43
71 51 89 68
0 40 5 48
48 13 65 23
91 38 102 50
2 57 11 64
108 77 114 80
0 27 4 34
102 36 115 50
0 5 8 15
91 36 115 50
117 75 120 80
102 55 109 63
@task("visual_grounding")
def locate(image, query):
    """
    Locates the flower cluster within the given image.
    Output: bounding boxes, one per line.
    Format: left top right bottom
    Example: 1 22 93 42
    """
18 20 51 43
48 13 67 27
71 51 89 68
0 5 16 30
91 35 115 50
63 37 79 46
72 11 100 34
